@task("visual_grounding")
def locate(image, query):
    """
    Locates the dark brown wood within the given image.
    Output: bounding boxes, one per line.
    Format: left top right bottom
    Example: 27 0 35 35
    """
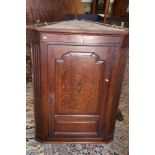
113 0 129 17
29 21 128 143
104 0 110 23
91 0 98 14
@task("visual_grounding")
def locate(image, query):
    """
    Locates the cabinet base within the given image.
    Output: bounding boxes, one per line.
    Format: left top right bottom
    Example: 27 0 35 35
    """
35 137 113 144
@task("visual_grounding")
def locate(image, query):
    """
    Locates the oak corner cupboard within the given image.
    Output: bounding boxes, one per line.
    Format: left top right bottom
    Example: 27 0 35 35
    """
28 20 128 144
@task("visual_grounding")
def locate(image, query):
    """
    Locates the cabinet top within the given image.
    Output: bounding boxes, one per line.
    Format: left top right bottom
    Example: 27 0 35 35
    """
29 20 128 35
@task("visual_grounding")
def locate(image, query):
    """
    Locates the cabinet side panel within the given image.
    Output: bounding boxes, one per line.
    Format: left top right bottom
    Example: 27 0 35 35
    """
103 35 128 140
30 31 49 141
109 35 129 135
31 42 42 139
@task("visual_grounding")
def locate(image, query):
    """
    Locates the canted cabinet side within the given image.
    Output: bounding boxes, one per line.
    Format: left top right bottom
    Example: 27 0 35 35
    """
103 35 129 140
30 31 48 141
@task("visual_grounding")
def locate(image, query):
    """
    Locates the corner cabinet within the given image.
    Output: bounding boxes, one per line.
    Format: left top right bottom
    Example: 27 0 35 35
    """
28 20 128 143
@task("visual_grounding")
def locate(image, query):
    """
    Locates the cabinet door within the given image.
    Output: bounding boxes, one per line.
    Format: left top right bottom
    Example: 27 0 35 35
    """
47 44 114 141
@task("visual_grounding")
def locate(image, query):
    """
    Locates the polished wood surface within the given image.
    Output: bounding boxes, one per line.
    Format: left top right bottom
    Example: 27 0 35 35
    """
30 22 128 143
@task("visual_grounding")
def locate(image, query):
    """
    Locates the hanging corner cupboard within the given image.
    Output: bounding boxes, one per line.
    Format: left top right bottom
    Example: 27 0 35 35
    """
28 20 129 143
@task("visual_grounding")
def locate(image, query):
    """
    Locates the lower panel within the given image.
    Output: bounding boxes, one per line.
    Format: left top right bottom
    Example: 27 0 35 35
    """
49 115 100 139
